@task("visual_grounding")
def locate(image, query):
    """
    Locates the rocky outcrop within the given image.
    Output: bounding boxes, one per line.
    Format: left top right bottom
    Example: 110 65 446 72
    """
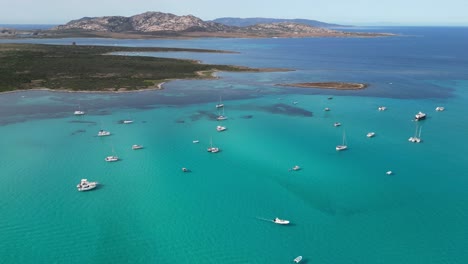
54 11 232 32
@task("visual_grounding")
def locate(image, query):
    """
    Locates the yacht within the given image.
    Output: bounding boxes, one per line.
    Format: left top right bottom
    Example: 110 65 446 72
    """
378 106 387 111
132 144 143 150
367 132 376 138
98 130 111 136
336 130 348 151
216 115 228 121
216 125 227 132
216 108 228 121
435 106 445 111
207 138 220 153
292 165 301 171
408 124 422 143
334 122 341 127
273 217 290 225
207 147 220 153
105 156 119 162
74 110 85 115
414 111 426 121
77 179 97 191
216 96 224 108
293 256 303 263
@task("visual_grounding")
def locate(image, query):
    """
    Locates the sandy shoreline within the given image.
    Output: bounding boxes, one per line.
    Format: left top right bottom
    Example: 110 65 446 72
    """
277 82 368 90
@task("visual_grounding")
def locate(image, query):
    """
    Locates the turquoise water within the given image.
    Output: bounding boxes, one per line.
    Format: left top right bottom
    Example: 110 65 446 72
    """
1 27 468 263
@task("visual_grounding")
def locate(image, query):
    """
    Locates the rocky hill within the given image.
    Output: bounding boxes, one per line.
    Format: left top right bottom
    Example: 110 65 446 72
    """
54 11 231 32
50 12 390 38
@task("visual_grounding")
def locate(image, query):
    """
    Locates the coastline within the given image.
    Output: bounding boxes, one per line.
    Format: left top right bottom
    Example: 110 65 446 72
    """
277 82 368 90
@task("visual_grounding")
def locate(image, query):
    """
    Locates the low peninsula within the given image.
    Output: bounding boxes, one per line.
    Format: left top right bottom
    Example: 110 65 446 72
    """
277 82 368 90
0 43 280 93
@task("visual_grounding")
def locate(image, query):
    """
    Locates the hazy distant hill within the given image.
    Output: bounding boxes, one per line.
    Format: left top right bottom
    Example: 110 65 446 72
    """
211 17 346 27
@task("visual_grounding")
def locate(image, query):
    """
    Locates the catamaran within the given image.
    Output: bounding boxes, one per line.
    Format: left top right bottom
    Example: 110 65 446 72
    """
408 124 422 143
415 111 426 121
207 138 220 153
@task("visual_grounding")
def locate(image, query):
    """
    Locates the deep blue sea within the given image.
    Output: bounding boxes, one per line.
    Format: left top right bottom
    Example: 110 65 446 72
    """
1 27 468 263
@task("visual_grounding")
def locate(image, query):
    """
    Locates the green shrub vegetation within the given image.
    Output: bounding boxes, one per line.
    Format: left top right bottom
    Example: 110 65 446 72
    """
0 43 256 92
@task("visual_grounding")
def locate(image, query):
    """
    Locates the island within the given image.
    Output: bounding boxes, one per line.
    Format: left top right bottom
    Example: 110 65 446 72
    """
0 12 394 39
0 43 285 93
277 82 368 90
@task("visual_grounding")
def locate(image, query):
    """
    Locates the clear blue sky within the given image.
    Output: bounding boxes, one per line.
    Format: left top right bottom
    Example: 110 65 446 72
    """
1 0 467 26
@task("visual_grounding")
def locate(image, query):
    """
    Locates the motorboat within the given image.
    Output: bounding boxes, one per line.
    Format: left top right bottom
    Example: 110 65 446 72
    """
182 167 189 172
324 107 330 111
367 132 375 138
415 111 426 121
334 122 341 127
292 165 301 171
386 171 393 175
273 217 290 225
77 179 97 191
132 144 143 150
193 140 200 144
105 156 119 162
98 130 111 136
74 110 85 115
123 120 133 124
435 106 445 111
378 106 387 111
216 125 227 132
293 256 303 263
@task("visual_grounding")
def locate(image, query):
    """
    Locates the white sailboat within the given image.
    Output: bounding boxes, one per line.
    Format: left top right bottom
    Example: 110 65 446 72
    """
207 137 220 153
216 107 228 121
215 96 224 108
336 130 348 151
408 123 422 143
105 146 119 162
74 105 85 115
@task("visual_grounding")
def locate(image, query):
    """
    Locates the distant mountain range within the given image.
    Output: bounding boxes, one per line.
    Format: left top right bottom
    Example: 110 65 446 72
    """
210 17 346 28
